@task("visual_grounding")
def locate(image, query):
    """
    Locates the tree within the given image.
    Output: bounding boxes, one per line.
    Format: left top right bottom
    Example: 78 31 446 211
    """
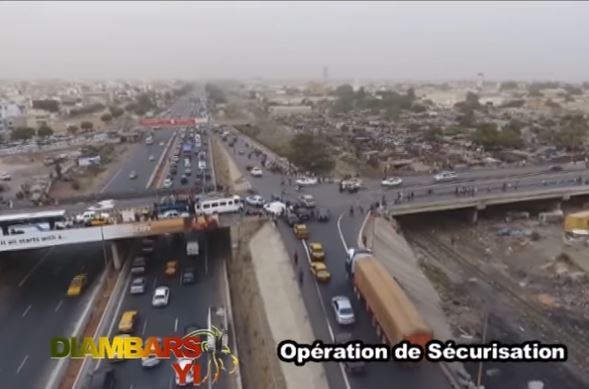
101 113 113 123
424 127 443 142
11 127 35 141
287 133 335 174
110 106 124 118
37 125 54 137
500 100 525 108
67 125 79 135
80 121 94 132
499 81 518 90
472 122 522 149
32 99 60 112
564 84 583 96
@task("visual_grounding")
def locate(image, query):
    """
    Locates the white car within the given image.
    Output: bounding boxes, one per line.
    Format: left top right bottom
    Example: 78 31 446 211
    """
0 173 11 181
163 178 173 188
148 155 155 161
160 210 190 219
264 201 286 216
245 195 264 207
250 167 263 177
331 296 355 325
141 337 162 368
159 141 165 146
198 160 206 170
381 177 403 187
152 286 170 307
87 199 115 212
174 358 194 386
434 171 458 182
295 177 318 186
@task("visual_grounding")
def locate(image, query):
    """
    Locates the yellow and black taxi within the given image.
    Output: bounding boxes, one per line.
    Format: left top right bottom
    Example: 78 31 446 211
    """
293 224 309 240
118 310 138 333
66 274 88 296
310 262 331 282
309 242 325 261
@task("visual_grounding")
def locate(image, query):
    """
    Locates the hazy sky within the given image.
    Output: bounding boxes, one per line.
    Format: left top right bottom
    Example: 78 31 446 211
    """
1 1 588 81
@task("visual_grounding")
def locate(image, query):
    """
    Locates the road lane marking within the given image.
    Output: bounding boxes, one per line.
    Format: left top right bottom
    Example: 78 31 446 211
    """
129 384 134 389
54 299 63 312
168 377 173 389
18 248 53 287
141 320 148 336
174 317 179 333
301 240 352 389
16 355 28 374
21 304 32 318
100 167 122 193
336 212 348 252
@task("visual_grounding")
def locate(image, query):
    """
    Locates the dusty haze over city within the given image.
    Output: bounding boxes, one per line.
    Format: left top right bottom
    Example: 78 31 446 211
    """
1 1 589 81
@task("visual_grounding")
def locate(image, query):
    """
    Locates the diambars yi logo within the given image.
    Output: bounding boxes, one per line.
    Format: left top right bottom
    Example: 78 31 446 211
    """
51 326 239 385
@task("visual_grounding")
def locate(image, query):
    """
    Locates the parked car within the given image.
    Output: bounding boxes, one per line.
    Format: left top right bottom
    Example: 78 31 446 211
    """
295 177 318 186
308 242 325 261
310 262 331 282
331 296 355 325
293 224 309 240
250 167 263 177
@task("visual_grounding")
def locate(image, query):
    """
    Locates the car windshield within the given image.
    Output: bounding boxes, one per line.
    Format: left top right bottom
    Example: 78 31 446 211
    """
339 307 353 315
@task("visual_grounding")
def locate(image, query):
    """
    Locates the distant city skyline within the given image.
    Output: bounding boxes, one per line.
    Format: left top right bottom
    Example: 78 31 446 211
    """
1 1 589 81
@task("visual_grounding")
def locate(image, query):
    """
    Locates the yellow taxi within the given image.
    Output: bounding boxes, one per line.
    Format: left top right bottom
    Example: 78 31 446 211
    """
309 242 325 261
89 216 111 226
293 224 309 240
66 274 87 296
310 262 331 282
165 260 179 277
118 310 138 333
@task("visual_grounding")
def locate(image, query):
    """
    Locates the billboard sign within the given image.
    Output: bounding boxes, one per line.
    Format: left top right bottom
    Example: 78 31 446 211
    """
140 118 196 127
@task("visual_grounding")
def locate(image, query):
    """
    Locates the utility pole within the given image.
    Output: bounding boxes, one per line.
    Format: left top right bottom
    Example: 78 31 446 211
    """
476 310 489 387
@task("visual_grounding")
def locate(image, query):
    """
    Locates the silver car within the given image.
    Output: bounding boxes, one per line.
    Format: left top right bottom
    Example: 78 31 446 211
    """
331 296 355 325
129 277 145 295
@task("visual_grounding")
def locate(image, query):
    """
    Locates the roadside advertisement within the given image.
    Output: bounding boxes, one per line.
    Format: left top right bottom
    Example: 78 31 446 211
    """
102 218 187 240
51 327 239 385
0 228 103 251
139 118 196 127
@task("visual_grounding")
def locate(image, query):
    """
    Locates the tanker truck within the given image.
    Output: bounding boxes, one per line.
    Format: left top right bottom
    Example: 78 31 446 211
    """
346 248 433 349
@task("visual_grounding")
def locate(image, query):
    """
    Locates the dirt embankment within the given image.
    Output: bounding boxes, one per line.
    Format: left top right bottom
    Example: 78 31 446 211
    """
226 220 287 389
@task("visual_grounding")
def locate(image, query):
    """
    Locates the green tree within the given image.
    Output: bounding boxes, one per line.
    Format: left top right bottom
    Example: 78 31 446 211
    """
110 106 124 118
66 125 79 135
101 113 113 123
471 123 500 149
499 81 518 90
11 127 35 141
287 133 335 174
37 125 54 137
80 121 94 132
424 127 443 142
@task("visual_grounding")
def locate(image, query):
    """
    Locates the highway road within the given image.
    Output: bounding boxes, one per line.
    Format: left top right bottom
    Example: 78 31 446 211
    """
221 135 453 389
103 232 236 389
99 95 199 194
0 243 106 389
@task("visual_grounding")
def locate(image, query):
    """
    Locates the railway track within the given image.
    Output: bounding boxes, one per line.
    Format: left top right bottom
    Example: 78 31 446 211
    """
406 229 589 380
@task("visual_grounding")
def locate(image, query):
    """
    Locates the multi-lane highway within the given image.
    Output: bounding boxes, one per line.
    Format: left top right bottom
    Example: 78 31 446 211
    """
220 135 453 389
0 243 106 389
101 231 234 389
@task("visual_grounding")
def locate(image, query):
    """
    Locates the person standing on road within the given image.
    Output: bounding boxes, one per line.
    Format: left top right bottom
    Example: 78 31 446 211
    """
298 268 304 285
294 251 298 266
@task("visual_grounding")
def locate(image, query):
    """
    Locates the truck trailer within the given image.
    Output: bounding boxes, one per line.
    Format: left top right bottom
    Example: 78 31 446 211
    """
346 248 432 349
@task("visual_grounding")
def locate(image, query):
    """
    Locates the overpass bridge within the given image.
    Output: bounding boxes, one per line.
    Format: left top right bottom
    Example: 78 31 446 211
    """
388 184 589 221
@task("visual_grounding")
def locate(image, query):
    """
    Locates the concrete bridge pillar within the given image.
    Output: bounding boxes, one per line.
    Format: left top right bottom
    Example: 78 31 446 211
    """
110 242 122 270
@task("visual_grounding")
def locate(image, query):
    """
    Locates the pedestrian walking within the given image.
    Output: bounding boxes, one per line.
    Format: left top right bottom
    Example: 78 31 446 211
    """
298 268 304 285
294 251 298 266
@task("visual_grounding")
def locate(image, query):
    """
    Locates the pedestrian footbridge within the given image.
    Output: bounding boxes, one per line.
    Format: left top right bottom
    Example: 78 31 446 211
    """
0 215 226 253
